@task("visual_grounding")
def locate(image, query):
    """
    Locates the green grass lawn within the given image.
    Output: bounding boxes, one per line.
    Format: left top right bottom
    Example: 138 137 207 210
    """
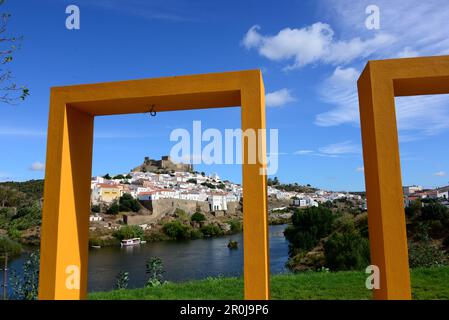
89 266 449 300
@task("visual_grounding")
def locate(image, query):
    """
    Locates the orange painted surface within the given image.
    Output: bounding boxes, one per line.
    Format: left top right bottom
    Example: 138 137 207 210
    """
357 55 449 300
39 70 270 300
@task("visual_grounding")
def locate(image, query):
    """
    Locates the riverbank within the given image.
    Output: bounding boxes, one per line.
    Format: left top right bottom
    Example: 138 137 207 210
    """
89 266 449 300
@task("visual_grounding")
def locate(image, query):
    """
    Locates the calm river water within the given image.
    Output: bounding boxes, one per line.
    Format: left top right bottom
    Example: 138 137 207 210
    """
2 224 290 293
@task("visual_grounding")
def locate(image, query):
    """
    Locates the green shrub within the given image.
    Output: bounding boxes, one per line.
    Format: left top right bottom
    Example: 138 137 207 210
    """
113 225 144 241
163 221 191 240
191 212 206 222
173 208 189 222
324 227 370 271
408 240 448 268
421 202 449 222
9 204 41 230
7 227 21 240
200 224 223 237
228 219 242 233
284 206 335 254
106 201 120 215
91 204 101 213
143 230 170 242
189 229 204 239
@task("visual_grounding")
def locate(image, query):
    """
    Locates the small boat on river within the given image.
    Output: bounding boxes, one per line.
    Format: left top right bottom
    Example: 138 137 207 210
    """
121 238 141 247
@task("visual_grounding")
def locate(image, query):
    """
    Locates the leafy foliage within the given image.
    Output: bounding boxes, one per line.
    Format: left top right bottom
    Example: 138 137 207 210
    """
115 271 129 290
145 257 165 287
0 236 21 257
113 225 144 241
162 221 191 240
0 8 29 104
323 223 370 271
228 219 242 233
0 180 43 201
421 202 449 222
119 193 140 212
190 212 206 222
106 201 119 215
9 251 40 300
200 224 223 237
284 206 335 254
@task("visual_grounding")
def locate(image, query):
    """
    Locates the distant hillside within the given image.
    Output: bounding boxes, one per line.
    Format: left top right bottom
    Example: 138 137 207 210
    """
0 179 44 200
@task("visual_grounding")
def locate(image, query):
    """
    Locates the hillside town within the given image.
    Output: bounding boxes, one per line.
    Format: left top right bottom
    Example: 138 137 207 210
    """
403 185 449 207
89 156 367 221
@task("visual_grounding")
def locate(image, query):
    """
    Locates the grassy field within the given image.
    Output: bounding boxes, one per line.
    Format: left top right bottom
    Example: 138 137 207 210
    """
89 266 449 300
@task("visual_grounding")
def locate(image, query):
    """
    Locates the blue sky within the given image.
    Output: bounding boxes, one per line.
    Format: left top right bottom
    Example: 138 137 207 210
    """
0 0 449 191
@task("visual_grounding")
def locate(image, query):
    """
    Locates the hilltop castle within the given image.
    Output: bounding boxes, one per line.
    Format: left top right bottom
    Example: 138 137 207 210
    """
132 156 193 173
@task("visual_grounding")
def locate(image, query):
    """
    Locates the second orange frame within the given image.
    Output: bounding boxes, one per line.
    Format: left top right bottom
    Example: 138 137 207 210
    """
357 55 449 300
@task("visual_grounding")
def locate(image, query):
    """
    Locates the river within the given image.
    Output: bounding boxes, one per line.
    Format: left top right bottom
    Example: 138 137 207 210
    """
1 224 290 293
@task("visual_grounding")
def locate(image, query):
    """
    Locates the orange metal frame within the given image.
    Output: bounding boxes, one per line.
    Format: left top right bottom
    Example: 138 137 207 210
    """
358 55 449 300
38 70 270 300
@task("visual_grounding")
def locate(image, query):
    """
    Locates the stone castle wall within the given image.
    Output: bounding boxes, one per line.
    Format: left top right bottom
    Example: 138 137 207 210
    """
140 198 238 217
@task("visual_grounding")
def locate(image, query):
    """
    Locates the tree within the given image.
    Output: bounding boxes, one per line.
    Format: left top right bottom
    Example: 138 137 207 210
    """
102 173 111 180
106 201 119 215
284 206 335 254
119 193 140 212
0 236 21 300
113 174 125 180
405 199 422 218
324 226 370 271
191 212 206 223
0 7 29 104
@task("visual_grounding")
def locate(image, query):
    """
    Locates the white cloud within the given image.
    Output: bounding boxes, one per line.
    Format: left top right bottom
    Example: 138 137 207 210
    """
434 171 447 177
294 141 360 158
313 0 449 136
319 141 360 155
0 127 46 137
294 150 314 155
242 23 394 69
316 67 449 137
30 162 45 171
322 0 449 58
265 89 296 107
315 66 360 127
245 1 449 139
397 47 419 58
356 166 364 172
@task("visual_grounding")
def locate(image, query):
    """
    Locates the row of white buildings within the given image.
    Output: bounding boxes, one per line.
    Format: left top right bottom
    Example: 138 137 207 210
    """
90 171 241 212
268 186 362 208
